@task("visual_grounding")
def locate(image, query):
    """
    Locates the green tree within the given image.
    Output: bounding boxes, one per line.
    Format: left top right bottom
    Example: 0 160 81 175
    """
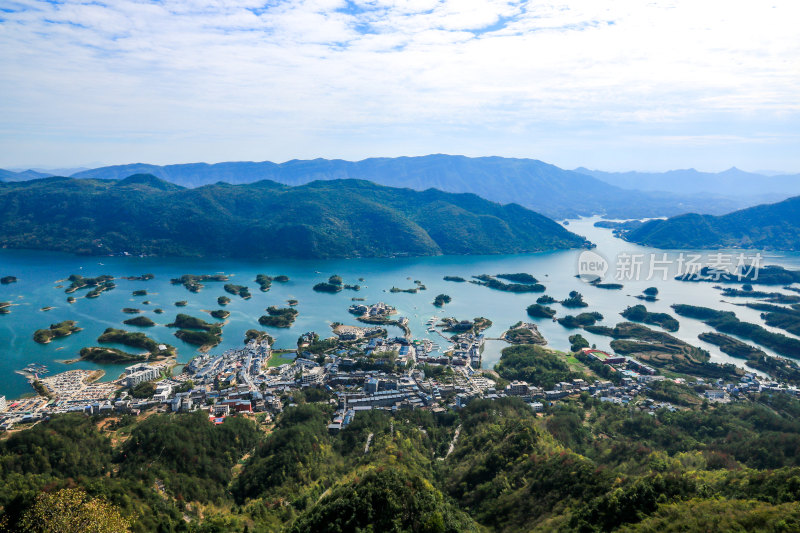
19 488 131 533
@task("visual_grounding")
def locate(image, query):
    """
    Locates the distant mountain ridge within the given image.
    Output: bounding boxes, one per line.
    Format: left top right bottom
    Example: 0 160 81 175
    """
1 155 760 219
575 166 800 198
0 168 52 181
0 174 589 259
624 195 800 251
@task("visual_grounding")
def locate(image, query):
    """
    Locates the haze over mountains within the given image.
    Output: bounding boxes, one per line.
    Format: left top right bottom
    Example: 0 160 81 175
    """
3 155 793 220
575 167 800 199
0 174 588 259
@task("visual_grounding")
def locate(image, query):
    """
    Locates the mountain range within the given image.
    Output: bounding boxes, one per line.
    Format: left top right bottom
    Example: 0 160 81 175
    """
625 195 800 250
575 166 800 198
0 174 588 259
0 155 773 219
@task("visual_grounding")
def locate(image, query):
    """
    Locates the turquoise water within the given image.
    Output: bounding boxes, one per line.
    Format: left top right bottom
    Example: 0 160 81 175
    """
2 217 799 400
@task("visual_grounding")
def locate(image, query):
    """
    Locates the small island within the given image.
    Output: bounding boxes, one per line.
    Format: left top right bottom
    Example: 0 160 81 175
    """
209 309 230 320
636 287 659 301
132 289 148 296
98 327 173 356
719 286 800 304
621 305 679 332
527 303 556 318
1 276 18 284
217 296 231 306
224 283 251 299
390 286 417 293
470 274 545 293
255 274 290 292
557 312 603 328
67 296 76 304
433 294 451 307
699 332 765 359
122 307 141 314
561 291 588 308
33 320 82 344
443 275 466 282
287 299 298 306
121 273 155 281
168 313 217 330
672 304 800 358
171 273 229 292
743 302 800 336
590 281 623 290
175 300 188 307
174 329 222 349
675 265 800 285
536 295 556 304
255 274 273 292
244 329 274 344
123 316 156 327
258 306 299 328
503 321 546 345
314 275 345 293
77 346 149 364
167 313 222 350
439 316 492 335
85 280 116 298
496 273 538 284
166 314 223 349
65 274 114 293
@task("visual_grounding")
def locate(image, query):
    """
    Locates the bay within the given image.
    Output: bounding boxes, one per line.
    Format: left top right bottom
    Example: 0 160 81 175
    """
1 216 799 400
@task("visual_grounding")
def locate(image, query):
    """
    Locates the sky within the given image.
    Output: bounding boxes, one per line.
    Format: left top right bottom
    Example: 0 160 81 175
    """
1 0 799 172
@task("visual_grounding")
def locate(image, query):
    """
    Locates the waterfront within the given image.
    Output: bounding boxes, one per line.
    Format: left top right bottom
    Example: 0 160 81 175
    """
2 216 800 400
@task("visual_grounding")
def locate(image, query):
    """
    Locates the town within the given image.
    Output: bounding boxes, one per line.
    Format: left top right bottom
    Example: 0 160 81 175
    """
1 301 798 433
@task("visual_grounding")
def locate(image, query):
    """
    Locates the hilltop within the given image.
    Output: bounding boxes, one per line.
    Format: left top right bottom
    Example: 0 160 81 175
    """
0 175 588 259
624 195 800 250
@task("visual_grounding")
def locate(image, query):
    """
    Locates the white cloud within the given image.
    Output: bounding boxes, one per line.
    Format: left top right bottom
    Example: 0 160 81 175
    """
0 0 799 170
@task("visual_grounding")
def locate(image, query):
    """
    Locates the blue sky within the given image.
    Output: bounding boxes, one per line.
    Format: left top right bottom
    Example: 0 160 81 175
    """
1 0 799 172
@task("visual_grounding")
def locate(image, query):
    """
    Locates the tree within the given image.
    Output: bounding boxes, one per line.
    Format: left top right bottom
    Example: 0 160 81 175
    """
19 488 131 533
130 381 156 398
569 334 590 352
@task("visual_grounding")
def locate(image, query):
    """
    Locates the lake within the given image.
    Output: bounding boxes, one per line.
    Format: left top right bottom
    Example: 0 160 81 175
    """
2 216 799 400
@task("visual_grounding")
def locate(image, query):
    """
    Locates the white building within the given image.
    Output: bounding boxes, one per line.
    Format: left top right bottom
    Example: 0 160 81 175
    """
123 364 161 388
508 381 530 396
0 395 6 413
302 366 325 385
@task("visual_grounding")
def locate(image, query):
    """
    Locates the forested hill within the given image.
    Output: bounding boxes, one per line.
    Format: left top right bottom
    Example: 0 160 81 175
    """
44 155 750 219
0 174 589 259
5 395 800 531
625 195 800 250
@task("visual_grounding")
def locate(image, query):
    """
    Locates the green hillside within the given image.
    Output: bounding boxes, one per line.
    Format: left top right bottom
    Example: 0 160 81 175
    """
4 394 800 531
0 175 588 259
625 195 800 250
